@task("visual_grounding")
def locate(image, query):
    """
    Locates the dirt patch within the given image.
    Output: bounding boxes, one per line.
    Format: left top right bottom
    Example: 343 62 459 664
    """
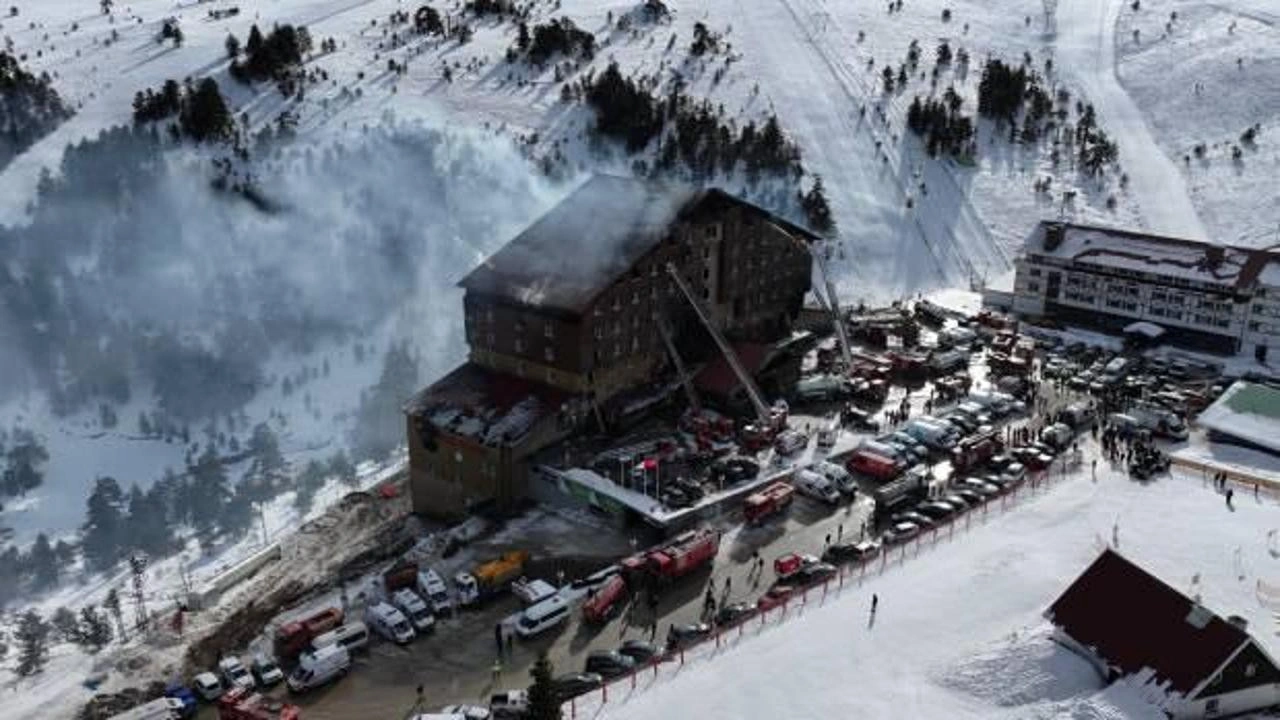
183 579 308 675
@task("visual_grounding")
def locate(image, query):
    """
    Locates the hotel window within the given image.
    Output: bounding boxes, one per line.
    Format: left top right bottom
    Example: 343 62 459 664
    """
543 321 554 338
486 332 496 346
514 338 525 353
612 297 621 312
632 291 639 305
1029 268 1042 277
1027 282 1040 293
544 346 555 362
484 306 494 323
594 325 604 339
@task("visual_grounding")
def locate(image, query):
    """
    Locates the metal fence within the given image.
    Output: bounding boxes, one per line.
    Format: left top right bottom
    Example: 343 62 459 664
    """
565 458 1075 717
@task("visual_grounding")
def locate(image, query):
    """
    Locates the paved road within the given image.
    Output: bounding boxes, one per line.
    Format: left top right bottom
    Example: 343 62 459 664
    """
263 490 875 719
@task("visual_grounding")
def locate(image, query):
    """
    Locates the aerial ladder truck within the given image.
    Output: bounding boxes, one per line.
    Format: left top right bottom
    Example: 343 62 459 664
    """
665 263 787 450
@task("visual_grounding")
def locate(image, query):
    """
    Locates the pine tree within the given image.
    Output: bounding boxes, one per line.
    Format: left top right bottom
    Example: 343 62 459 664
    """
246 25 264 57
517 22 530 51
82 477 125 571
294 459 328 512
104 588 127 641
50 606 80 643
27 532 58 589
800 176 836 235
180 78 233 142
15 609 50 676
226 34 241 59
526 651 561 720
78 605 113 651
328 450 357 487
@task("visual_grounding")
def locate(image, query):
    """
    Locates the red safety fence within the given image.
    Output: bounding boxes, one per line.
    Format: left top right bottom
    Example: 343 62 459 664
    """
566 456 1072 717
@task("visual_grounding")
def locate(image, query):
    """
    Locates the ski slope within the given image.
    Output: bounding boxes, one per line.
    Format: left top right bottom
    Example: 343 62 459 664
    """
582 459 1280 720
1056 0 1209 241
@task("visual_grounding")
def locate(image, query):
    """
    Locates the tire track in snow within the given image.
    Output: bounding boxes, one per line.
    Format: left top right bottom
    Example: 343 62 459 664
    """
1056 0 1209 240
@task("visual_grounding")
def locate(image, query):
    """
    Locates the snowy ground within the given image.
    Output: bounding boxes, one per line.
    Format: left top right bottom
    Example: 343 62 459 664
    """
2 0 1270 545
1115 0 1280 245
577 452 1280 720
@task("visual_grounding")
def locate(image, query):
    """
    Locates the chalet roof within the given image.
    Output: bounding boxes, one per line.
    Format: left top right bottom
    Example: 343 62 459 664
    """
458 174 818 315
404 363 567 447
1024 221 1280 291
1045 548 1248 694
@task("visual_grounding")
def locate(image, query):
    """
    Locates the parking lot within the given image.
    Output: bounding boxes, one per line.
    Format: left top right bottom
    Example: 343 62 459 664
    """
200 306 1249 718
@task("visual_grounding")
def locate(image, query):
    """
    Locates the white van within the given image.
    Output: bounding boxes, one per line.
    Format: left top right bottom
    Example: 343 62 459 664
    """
390 588 436 633
287 644 350 692
417 568 454 614
514 596 569 639
794 469 841 504
312 621 370 653
365 602 416 644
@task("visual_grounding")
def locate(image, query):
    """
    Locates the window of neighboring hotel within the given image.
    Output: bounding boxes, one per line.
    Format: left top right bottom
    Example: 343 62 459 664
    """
1250 321 1261 331
1028 268 1042 277
486 332 496 346
1027 282 1040 293
544 346 555 362
484 306 494 323
593 325 604 339
514 338 525 353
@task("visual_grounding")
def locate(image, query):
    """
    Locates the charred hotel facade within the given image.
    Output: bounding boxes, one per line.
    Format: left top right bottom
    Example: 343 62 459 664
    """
404 174 816 519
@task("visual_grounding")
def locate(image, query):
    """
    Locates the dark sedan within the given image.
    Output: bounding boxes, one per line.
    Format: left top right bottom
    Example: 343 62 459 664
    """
549 672 603 701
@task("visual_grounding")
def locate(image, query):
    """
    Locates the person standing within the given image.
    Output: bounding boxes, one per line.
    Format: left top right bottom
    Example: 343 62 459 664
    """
494 623 503 656
871 594 879 614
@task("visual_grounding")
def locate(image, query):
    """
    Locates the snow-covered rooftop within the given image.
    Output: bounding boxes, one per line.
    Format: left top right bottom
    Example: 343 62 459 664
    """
1196 381 1280 455
1024 222 1280 290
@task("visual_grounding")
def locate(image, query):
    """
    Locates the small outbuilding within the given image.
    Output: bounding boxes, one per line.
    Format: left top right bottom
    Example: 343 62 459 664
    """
1045 549 1280 719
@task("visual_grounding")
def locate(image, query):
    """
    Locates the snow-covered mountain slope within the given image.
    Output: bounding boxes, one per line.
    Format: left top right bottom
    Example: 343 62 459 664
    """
1114 0 1280 246
0 0 1272 543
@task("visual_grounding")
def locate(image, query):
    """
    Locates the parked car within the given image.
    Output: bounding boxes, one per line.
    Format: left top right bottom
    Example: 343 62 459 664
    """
882 522 922 545
957 479 1001 498
1000 463 1027 485
218 656 255 692
841 405 879 431
249 654 284 688
665 622 712 650
823 539 881 564
940 493 971 511
192 672 223 702
549 673 603 701
915 500 958 521
756 583 798 611
515 596 570 639
488 690 529 719
890 510 934 529
584 651 636 680
711 456 760 485
715 602 757 626
811 461 857 495
792 561 838 586
774 429 809 455
794 469 841 505
952 488 985 506
617 639 659 664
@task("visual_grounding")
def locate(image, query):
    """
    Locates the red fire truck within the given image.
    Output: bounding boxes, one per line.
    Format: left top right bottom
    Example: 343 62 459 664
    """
273 607 343 660
743 482 794 525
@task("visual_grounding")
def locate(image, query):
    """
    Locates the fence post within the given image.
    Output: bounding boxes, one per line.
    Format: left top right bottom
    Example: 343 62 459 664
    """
631 671 637 690
602 682 608 704
823 578 829 599
839 566 845 589
715 629 721 649
653 658 658 678
680 648 685 665
571 698 576 719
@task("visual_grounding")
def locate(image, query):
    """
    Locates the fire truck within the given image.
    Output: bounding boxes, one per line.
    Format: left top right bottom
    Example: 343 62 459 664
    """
743 482 794 525
621 527 721 584
273 607 343 661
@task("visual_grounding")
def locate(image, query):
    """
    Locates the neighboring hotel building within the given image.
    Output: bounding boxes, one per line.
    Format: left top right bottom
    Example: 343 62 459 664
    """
404 174 815 519
1007 221 1280 358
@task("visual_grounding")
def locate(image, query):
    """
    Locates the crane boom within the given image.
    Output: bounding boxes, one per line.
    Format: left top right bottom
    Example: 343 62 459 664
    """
812 248 854 369
654 312 701 413
664 263 772 425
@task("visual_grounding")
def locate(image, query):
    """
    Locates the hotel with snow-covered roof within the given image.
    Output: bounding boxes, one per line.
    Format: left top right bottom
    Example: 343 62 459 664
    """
1004 221 1280 359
